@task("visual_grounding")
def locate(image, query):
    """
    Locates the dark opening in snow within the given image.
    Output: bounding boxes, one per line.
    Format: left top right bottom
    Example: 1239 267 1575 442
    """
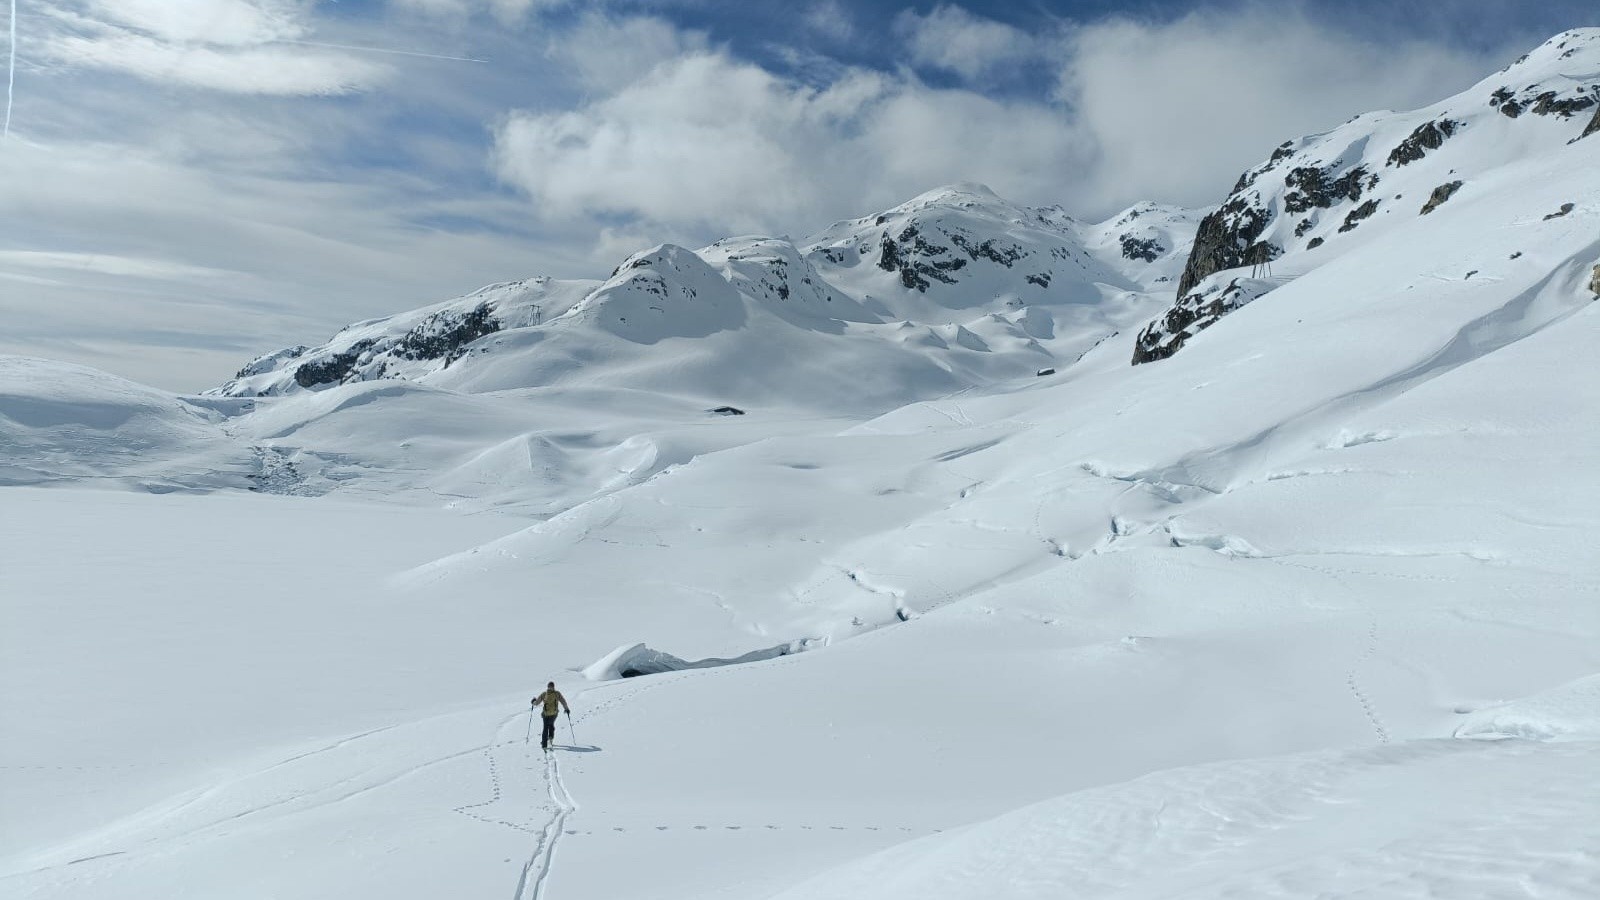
583 641 811 680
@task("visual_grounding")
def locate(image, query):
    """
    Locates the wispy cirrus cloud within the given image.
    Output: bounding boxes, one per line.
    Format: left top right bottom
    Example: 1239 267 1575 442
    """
37 0 386 94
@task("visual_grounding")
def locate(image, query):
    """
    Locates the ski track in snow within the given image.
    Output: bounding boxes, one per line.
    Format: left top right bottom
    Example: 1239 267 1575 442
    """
513 747 576 900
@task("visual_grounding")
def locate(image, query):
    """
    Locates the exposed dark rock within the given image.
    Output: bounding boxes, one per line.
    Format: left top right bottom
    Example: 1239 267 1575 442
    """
1284 164 1371 214
1025 272 1051 288
1582 105 1600 140
1531 91 1596 118
1132 277 1276 364
876 233 901 272
1307 237 1325 249
1490 87 1522 118
1035 367 1056 377
948 232 1026 266
1118 234 1164 262
875 223 988 292
1175 195 1277 298
1293 218 1315 237
1386 119 1460 167
293 339 377 388
709 406 745 416
1491 84 1597 122
1543 202 1576 220
1590 264 1600 298
393 303 501 366
1338 200 1381 233
1420 181 1464 215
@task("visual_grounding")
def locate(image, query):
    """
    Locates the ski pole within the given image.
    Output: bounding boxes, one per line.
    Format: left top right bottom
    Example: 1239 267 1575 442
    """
566 711 577 745
526 706 534 744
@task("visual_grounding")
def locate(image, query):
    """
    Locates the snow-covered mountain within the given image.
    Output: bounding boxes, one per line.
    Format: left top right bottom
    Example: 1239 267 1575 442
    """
215 184 1198 408
1135 28 1600 363
4 28 1599 900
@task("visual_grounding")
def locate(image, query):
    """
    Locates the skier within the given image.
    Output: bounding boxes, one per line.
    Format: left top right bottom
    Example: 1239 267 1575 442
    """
531 681 571 751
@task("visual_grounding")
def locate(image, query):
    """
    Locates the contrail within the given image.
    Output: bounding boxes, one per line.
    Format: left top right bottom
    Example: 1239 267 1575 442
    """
4 0 15 137
274 38 486 64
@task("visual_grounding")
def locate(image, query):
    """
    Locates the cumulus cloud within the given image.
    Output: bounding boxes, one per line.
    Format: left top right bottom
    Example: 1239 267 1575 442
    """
39 0 386 94
493 49 1090 235
893 4 1045 82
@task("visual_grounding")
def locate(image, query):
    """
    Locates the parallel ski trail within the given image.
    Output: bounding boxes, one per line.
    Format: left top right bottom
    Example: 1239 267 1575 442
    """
515 747 577 900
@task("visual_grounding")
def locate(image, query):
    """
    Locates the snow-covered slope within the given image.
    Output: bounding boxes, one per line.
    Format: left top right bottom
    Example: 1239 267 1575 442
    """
0 357 253 490
3 28 1599 900
1134 27 1600 363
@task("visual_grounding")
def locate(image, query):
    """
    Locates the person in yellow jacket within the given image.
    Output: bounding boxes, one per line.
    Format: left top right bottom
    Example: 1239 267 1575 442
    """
532 682 571 750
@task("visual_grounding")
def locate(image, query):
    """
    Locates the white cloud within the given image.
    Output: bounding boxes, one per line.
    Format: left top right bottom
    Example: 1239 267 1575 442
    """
493 49 1090 235
1058 6 1512 207
893 4 1044 82
390 0 569 26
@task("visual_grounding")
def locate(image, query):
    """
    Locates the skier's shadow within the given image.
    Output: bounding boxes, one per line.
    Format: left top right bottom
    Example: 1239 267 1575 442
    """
552 744 603 753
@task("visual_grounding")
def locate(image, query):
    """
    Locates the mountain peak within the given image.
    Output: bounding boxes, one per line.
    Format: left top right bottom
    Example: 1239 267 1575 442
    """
896 182 1009 212
1499 27 1600 77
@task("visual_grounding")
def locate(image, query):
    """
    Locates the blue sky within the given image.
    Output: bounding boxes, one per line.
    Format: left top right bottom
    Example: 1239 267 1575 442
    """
2 0 1593 389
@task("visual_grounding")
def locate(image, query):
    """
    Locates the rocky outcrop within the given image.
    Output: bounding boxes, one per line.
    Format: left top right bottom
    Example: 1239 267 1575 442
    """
1119 234 1164 262
1491 85 1598 120
293 339 378 389
1338 200 1381 233
1420 181 1464 215
393 303 501 365
1132 277 1277 364
1284 164 1374 214
1386 119 1461 167
1582 106 1600 140
875 219 1033 292
1590 264 1600 297
877 224 969 291
1176 196 1276 298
